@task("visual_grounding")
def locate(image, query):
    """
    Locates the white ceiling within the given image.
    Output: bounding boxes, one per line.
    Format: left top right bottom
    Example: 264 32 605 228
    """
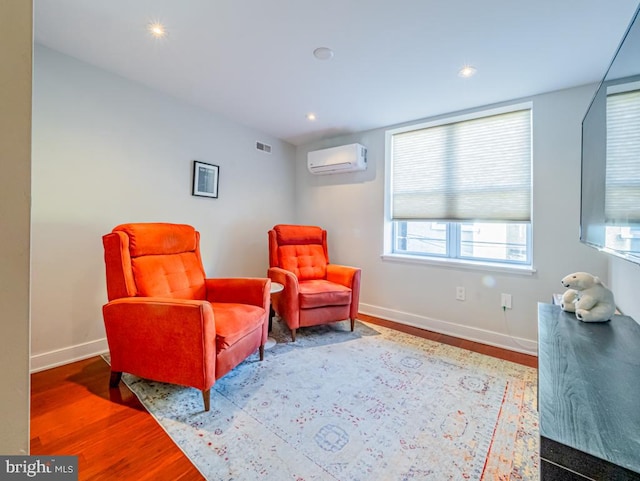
34 0 640 146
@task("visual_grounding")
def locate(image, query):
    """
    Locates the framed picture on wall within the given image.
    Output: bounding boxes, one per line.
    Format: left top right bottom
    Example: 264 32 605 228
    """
192 161 219 198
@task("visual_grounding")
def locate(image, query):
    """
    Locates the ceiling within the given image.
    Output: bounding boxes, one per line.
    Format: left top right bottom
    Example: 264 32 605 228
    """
34 0 640 146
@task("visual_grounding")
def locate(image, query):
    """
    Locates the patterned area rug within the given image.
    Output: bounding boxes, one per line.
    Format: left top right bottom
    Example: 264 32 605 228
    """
116 320 538 480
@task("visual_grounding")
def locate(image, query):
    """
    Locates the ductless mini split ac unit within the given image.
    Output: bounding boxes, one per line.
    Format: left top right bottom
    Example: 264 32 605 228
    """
307 143 367 175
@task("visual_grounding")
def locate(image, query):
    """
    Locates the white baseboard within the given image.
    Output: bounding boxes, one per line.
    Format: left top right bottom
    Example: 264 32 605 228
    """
31 338 109 373
359 303 538 356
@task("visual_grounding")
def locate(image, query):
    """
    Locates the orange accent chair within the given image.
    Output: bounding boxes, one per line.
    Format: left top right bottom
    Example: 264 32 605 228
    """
268 224 361 341
102 223 270 411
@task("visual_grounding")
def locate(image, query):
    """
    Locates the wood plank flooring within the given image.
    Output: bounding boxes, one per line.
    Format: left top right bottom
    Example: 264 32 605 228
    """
30 355 203 480
30 315 537 480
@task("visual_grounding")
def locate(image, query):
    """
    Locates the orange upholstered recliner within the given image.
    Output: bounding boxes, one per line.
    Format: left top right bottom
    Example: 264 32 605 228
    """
268 224 361 341
102 223 270 411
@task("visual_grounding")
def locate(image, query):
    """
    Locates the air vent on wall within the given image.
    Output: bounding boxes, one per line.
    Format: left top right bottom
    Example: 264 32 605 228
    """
256 141 272 153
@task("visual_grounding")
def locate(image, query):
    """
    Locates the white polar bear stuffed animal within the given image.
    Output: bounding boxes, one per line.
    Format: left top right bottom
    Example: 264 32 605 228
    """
560 272 616 322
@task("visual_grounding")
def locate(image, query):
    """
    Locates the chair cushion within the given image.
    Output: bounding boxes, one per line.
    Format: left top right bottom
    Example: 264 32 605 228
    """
132 252 206 299
212 302 265 351
114 223 197 256
279 245 327 280
274 224 324 245
298 280 352 309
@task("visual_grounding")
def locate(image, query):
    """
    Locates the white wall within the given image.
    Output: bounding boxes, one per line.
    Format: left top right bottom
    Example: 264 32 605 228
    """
610 257 640 320
0 0 31 455
30 44 640 372
31 45 297 371
294 84 612 354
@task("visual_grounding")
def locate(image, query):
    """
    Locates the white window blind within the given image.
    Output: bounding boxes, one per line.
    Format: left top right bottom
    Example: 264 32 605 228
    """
606 89 640 224
390 109 532 222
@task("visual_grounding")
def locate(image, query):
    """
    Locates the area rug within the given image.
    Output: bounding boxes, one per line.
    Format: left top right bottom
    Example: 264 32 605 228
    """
115 320 538 480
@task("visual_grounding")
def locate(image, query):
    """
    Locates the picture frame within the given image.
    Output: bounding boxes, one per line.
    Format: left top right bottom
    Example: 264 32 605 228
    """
192 161 219 198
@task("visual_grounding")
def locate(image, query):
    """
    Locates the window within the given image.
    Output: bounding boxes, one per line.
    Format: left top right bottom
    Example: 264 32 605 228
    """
385 105 532 267
602 83 640 256
605 84 640 224
393 221 531 264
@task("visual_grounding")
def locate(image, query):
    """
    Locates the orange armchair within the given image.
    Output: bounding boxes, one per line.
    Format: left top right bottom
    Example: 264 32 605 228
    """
102 223 270 411
268 224 361 341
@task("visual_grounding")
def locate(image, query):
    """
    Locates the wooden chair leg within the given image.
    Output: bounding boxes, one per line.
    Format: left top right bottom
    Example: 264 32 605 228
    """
202 389 210 412
259 345 264 361
109 371 122 388
350 318 355 331
291 328 296 342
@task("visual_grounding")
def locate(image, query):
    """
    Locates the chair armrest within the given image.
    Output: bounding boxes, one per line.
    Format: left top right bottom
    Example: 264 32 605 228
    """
102 297 216 389
268 267 300 326
326 264 361 288
327 265 362 320
268 267 299 295
205 277 270 310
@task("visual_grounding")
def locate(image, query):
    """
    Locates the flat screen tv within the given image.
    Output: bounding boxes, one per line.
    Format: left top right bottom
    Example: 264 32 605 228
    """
581 5 640 264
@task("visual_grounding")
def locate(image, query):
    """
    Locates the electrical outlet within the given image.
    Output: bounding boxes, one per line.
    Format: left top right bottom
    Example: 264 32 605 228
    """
456 286 465 301
501 293 512 309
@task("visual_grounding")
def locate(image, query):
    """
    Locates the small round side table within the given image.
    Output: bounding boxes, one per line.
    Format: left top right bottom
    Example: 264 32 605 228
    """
265 281 284 350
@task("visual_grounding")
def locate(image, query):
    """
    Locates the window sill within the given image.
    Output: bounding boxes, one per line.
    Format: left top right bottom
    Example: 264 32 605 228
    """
381 253 536 275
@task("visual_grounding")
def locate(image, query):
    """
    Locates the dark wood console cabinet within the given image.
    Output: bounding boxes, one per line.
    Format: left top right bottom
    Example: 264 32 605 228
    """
538 303 640 480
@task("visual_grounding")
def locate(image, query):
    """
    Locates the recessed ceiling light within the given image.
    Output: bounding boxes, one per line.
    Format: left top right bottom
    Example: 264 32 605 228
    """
313 47 334 60
148 22 167 39
306 113 317 121
458 65 477 78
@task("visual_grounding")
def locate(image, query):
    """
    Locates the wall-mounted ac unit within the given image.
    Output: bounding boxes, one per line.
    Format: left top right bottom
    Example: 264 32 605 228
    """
307 143 367 175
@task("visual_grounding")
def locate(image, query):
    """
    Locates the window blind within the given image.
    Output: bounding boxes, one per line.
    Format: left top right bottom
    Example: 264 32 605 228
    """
390 109 532 222
605 89 640 224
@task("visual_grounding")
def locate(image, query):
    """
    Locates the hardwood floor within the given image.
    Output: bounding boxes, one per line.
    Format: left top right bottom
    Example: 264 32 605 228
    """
30 315 537 480
30 356 203 481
